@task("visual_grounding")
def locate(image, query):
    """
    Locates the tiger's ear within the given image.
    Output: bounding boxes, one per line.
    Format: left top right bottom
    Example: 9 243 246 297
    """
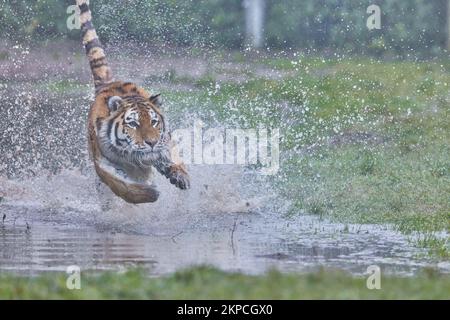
108 96 123 112
150 94 163 107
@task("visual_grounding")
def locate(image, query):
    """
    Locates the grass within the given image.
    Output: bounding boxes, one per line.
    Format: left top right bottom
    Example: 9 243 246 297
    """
1 267 449 299
163 56 450 257
36 79 87 94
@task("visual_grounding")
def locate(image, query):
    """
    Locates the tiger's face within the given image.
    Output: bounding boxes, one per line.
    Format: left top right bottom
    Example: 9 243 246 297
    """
98 94 170 166
120 101 163 150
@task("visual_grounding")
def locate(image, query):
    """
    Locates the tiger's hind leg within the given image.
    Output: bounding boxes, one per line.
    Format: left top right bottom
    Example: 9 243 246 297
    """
95 158 160 204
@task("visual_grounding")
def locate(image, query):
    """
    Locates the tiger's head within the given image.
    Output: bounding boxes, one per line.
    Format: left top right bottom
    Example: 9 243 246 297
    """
98 94 171 167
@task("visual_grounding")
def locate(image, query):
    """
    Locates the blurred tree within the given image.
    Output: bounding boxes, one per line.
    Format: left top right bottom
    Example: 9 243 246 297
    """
0 0 446 56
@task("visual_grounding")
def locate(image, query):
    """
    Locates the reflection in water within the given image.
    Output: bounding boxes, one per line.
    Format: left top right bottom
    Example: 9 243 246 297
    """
0 223 156 275
0 212 447 277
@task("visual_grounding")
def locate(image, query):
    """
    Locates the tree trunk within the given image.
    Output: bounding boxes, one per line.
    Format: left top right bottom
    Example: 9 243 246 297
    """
244 0 265 48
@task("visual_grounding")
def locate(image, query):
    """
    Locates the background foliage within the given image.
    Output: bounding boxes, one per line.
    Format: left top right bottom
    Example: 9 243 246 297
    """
0 0 448 55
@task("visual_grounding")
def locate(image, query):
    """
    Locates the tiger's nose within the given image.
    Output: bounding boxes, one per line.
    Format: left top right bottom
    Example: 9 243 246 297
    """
145 140 156 148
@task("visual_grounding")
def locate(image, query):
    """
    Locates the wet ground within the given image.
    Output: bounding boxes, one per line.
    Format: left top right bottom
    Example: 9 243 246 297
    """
1 162 447 277
1 203 449 277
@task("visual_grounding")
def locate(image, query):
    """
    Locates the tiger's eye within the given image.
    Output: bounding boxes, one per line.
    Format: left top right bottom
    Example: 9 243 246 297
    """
128 121 139 128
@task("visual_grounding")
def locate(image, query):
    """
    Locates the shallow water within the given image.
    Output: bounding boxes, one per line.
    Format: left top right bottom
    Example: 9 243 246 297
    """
1 203 449 277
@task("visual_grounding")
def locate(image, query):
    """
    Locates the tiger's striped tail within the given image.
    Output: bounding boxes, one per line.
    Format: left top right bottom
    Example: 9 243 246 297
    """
76 0 114 91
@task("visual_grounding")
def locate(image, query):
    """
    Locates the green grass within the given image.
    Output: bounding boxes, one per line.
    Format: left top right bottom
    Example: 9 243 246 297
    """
1 267 449 299
37 79 87 94
164 56 450 257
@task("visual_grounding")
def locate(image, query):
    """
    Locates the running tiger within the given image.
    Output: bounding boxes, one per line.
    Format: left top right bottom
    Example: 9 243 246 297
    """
76 0 190 204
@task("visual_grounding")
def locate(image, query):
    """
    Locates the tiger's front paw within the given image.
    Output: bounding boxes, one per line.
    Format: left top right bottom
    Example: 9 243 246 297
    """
168 164 190 190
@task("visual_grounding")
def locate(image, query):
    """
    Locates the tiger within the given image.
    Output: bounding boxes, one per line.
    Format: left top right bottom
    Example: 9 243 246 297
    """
76 0 190 204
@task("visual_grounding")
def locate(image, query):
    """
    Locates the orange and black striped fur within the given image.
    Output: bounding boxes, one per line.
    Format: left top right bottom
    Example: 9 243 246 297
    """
77 0 189 204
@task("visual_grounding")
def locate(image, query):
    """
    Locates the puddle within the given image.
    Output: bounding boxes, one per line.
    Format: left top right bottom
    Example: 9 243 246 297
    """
0 159 448 277
1 206 448 277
